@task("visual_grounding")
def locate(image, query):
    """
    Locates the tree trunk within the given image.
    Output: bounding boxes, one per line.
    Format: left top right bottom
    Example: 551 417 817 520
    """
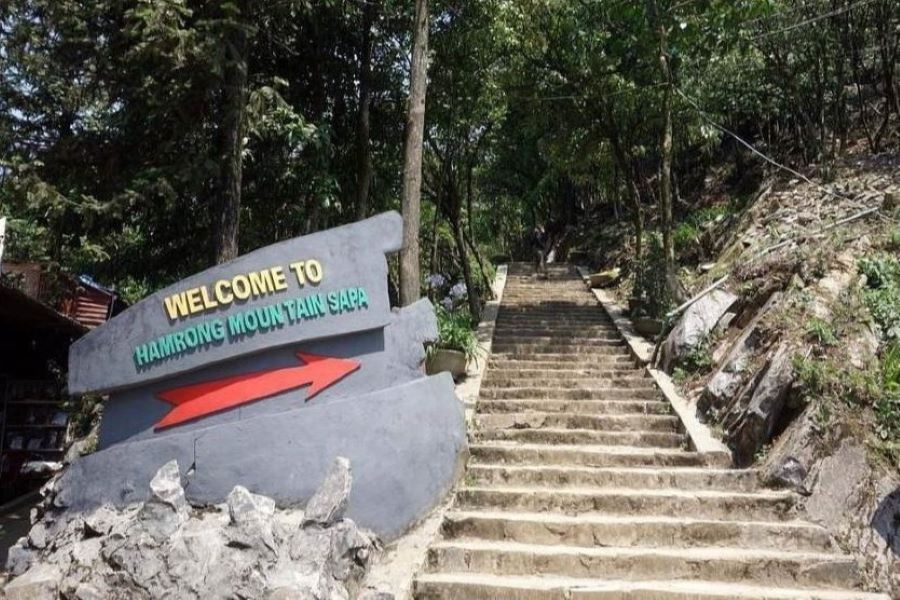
602 109 644 262
213 8 249 265
399 0 429 306
355 1 378 220
449 180 480 318
653 4 676 274
464 227 494 301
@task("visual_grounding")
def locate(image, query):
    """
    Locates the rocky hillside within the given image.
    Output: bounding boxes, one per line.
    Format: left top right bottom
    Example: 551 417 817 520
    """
583 150 900 595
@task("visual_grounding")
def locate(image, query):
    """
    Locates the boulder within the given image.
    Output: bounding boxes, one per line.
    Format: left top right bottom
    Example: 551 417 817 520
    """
589 268 621 288
726 344 794 466
146 460 188 513
227 485 277 552
3 564 61 600
700 293 781 419
303 457 352 527
660 289 738 373
5 540 34 577
766 456 809 494
632 317 663 337
139 460 190 542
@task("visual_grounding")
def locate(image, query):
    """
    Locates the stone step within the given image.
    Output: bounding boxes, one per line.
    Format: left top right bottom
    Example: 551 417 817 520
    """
496 321 616 329
492 327 621 336
465 465 757 491
415 573 889 600
481 375 651 388
455 486 795 521
468 443 706 468
440 511 834 552
492 352 634 362
477 400 671 415
491 345 630 356
426 540 858 588
484 368 644 379
492 335 624 344
497 315 613 323
498 310 612 314
474 413 680 433
479 387 661 400
488 358 637 370
473 428 685 448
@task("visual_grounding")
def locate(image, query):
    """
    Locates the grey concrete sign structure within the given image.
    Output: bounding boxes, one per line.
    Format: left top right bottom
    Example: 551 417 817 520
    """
61 212 467 540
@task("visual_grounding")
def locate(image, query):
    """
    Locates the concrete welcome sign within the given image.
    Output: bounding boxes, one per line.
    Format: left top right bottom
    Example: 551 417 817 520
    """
59 212 466 539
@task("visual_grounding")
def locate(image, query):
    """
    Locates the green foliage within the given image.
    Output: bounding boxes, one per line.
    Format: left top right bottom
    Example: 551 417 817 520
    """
682 341 715 376
432 306 480 361
674 204 739 253
631 234 676 319
794 346 900 458
806 317 838 347
888 229 900 252
874 344 900 444
859 254 900 341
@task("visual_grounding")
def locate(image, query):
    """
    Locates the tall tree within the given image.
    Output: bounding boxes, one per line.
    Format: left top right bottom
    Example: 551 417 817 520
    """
213 1 251 264
646 0 676 282
355 0 379 220
399 0 429 306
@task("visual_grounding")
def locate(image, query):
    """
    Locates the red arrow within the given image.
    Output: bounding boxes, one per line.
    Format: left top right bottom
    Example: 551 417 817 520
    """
154 352 360 430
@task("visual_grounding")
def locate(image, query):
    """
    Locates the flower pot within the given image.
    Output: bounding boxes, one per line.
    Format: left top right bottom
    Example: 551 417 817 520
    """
426 348 468 379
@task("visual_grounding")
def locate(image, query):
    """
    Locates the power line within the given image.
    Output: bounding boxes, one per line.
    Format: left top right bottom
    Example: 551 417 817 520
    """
753 0 878 39
674 86 853 202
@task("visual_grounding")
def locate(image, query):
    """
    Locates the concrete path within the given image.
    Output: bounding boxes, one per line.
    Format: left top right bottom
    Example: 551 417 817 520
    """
414 264 887 600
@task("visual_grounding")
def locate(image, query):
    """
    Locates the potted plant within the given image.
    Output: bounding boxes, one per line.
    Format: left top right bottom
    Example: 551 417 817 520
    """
426 306 479 379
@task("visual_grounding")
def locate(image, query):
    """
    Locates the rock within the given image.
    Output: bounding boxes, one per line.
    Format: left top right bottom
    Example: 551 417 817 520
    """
660 289 738 373
147 460 188 513
5 540 34 577
227 485 277 552
267 587 318 600
70 538 103 568
83 505 118 537
713 311 736 336
303 457 352 527
767 456 809 494
805 438 871 531
228 485 276 526
73 583 105 600
4 458 378 600
726 344 795 467
359 592 395 600
700 294 781 419
589 268 620 288
27 522 48 550
137 460 190 542
632 317 663 337
3 564 62 600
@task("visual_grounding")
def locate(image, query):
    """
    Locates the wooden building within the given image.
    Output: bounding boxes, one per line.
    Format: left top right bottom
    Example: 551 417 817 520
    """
0 263 119 502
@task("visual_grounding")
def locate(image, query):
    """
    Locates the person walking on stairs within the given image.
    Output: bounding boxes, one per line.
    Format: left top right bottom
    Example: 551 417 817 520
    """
530 225 549 279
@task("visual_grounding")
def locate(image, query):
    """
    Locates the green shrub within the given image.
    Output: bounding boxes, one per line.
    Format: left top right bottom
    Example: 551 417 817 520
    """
805 317 838 346
431 306 480 360
674 222 701 252
631 233 676 319
859 254 900 341
888 228 900 252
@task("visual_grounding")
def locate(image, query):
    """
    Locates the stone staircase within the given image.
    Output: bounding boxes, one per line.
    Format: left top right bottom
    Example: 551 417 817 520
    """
414 264 887 600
